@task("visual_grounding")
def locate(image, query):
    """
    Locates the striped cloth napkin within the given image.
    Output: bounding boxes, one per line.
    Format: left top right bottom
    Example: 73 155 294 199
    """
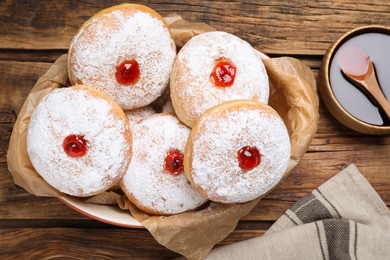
205 164 390 259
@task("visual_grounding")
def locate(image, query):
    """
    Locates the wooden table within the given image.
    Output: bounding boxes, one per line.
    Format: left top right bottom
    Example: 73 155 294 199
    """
1 1 389 258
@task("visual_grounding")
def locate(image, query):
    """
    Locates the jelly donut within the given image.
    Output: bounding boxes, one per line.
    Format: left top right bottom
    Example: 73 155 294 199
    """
170 31 269 127
27 85 132 197
68 4 176 110
125 106 156 125
121 114 207 215
184 100 290 203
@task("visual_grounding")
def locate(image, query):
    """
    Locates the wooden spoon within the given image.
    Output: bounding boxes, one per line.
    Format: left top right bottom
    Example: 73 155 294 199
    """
338 46 390 121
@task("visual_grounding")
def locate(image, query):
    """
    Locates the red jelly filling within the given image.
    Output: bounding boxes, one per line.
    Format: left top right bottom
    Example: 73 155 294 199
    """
115 59 140 85
63 134 88 158
164 148 184 175
237 146 261 171
210 58 236 88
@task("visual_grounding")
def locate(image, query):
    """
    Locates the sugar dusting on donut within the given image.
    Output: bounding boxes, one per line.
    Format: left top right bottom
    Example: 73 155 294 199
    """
69 8 176 110
162 98 175 114
27 86 132 197
121 114 206 215
189 103 290 203
125 106 156 125
171 31 269 126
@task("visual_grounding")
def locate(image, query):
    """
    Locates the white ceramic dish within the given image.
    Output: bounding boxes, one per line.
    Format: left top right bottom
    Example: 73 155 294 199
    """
57 195 143 228
57 50 270 228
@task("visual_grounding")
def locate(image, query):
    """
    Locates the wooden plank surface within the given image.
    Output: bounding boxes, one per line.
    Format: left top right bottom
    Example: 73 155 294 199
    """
1 0 390 258
0 228 266 259
1 0 390 54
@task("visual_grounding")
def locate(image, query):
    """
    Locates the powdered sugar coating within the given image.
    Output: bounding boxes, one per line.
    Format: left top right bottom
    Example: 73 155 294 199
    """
69 7 176 110
121 114 207 215
27 86 132 197
170 31 269 127
162 98 175 114
125 106 156 125
188 101 290 203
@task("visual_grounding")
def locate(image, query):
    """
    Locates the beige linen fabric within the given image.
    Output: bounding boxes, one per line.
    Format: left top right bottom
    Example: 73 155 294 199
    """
205 164 390 260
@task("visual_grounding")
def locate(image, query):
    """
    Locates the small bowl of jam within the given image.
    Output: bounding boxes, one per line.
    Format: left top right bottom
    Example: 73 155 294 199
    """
319 25 390 135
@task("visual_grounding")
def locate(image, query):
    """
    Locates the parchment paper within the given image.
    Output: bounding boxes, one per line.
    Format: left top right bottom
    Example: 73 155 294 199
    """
6 15 319 260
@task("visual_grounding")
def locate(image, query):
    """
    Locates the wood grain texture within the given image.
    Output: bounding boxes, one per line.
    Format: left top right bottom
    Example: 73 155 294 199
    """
1 1 390 258
0 228 181 259
0 227 265 258
0 61 51 113
0 0 389 54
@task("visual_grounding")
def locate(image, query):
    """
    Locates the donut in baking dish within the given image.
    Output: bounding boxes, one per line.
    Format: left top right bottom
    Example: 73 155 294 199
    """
184 100 290 204
27 85 132 197
170 31 269 127
125 106 156 125
121 113 207 215
68 4 176 110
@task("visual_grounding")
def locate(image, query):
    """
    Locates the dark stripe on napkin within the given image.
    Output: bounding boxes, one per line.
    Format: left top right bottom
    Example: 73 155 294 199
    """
316 188 342 218
283 212 298 225
323 219 350 260
290 193 332 223
354 221 358 260
315 222 326 260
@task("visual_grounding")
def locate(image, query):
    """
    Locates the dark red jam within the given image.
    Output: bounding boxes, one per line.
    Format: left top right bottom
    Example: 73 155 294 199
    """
210 58 236 88
115 59 140 85
63 134 88 158
237 146 261 171
164 148 184 175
